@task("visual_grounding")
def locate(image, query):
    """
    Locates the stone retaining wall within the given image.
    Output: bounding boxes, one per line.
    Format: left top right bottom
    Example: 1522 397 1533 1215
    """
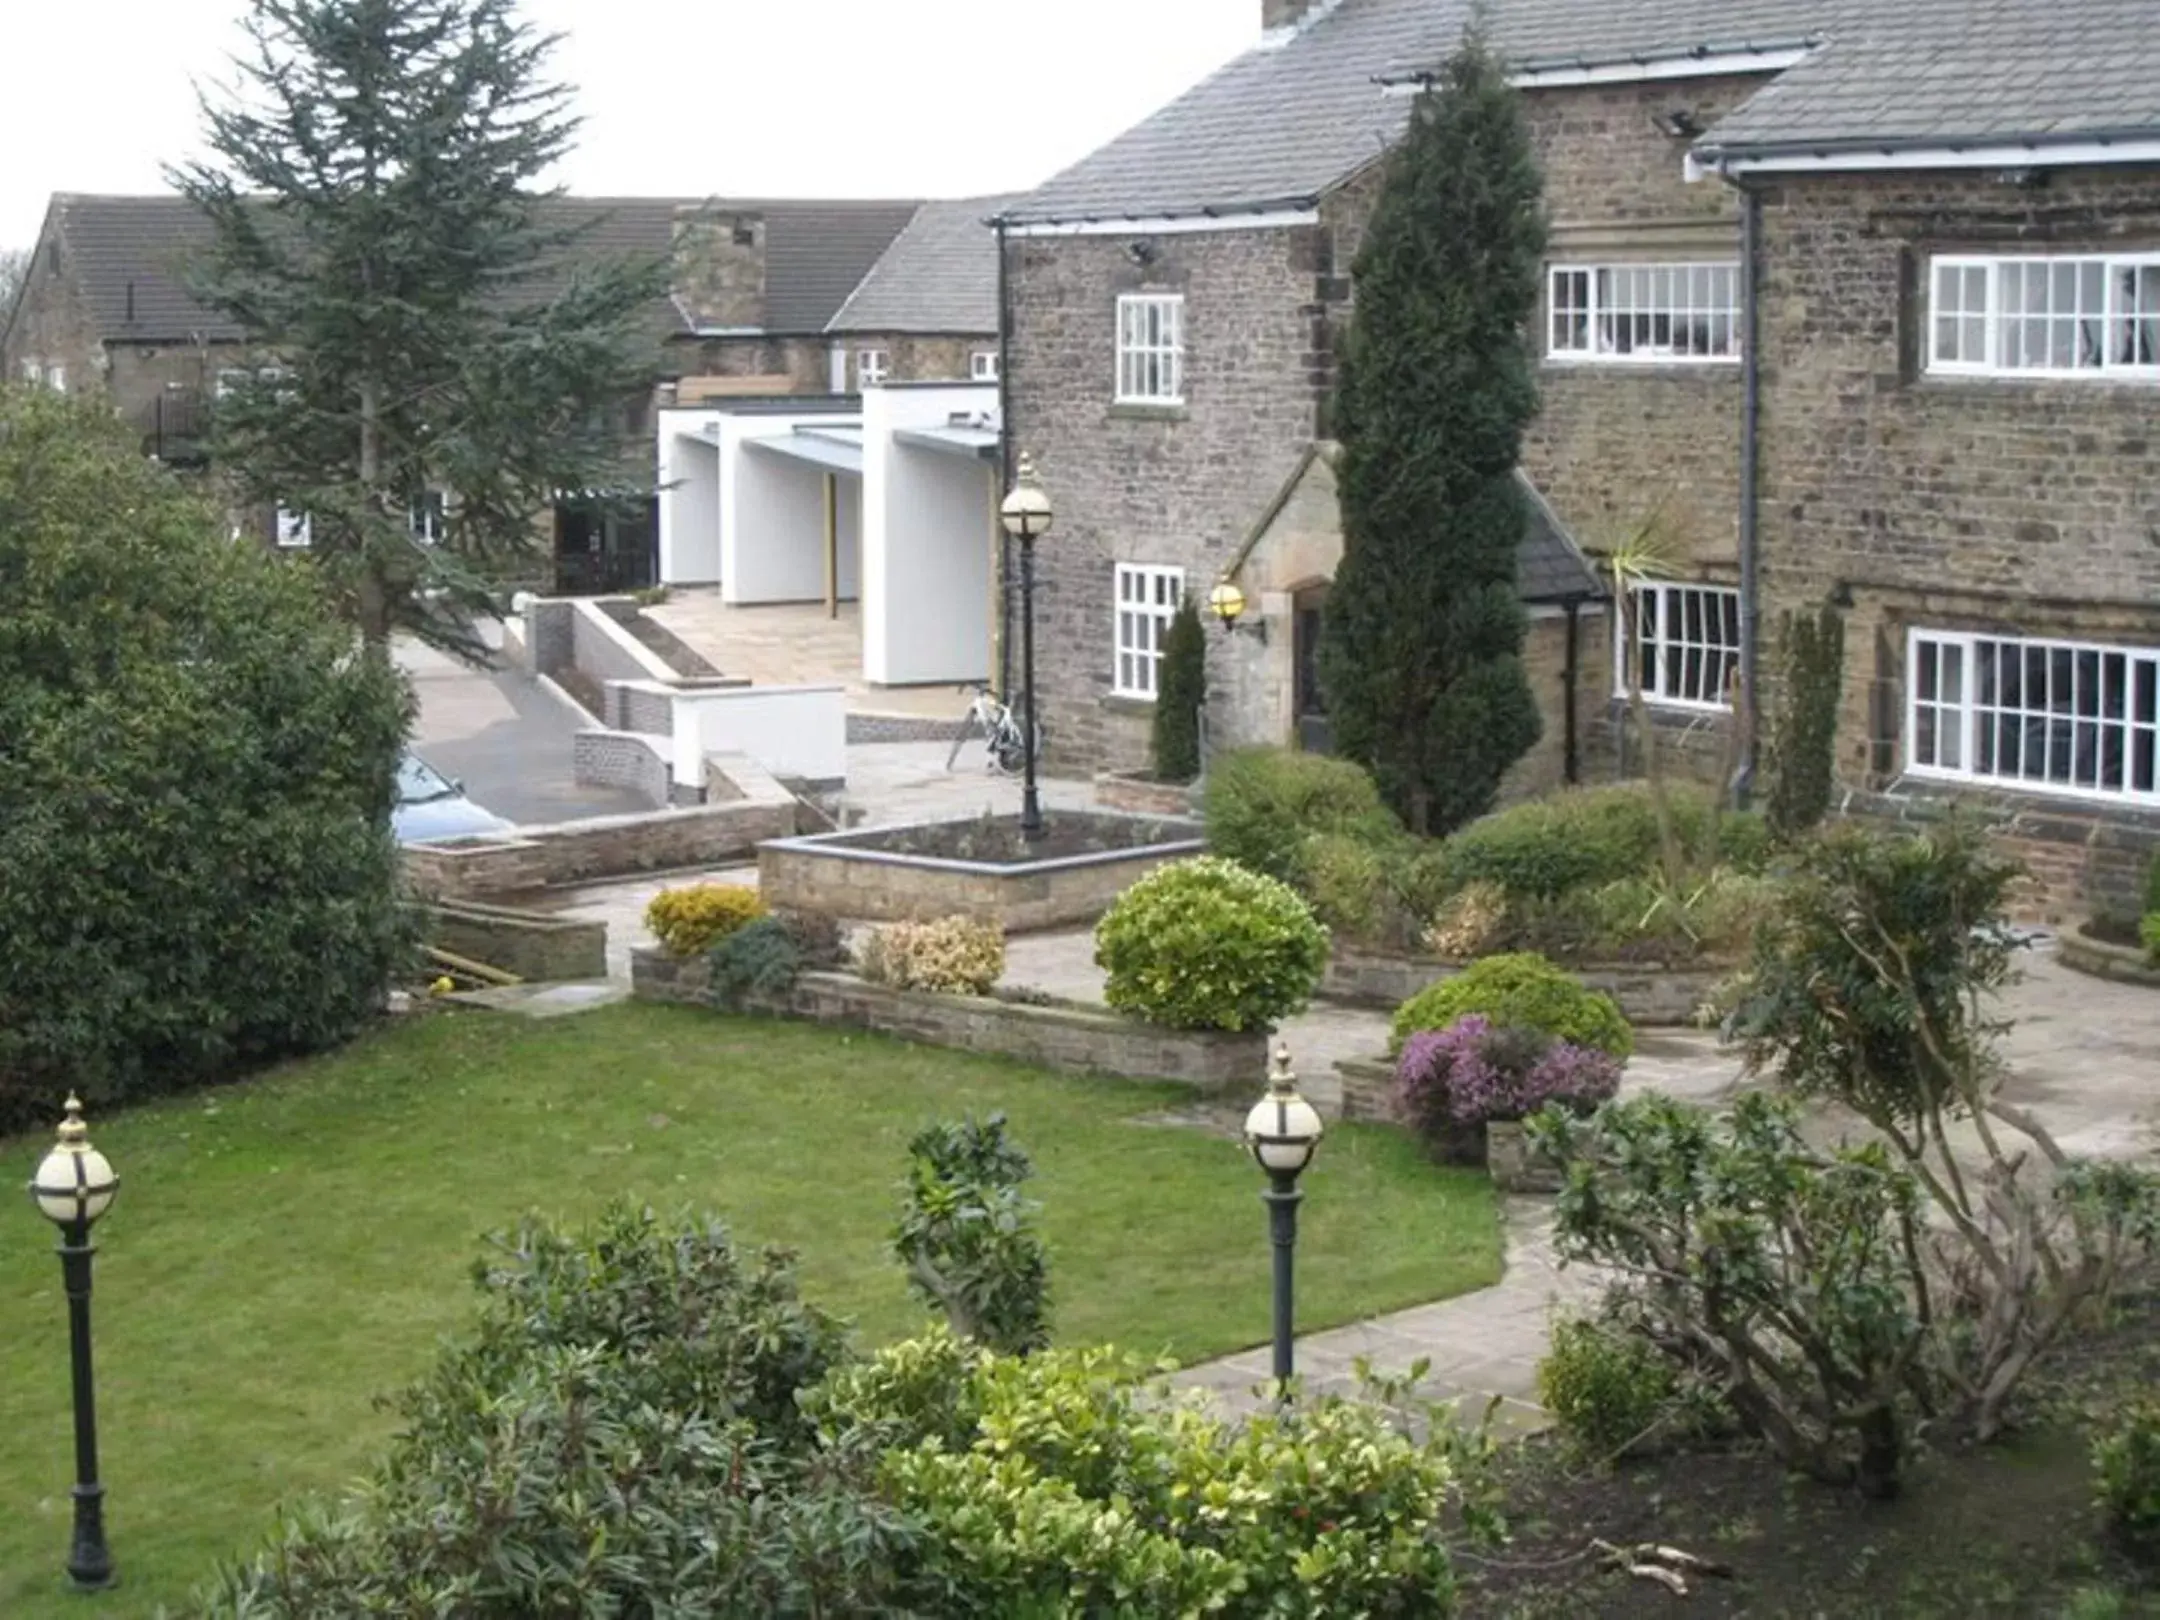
1335 1056 1399 1125
404 797 797 900
632 948 1264 1091
1322 946 1724 1027
2057 928 2160 989
428 901 608 982
1093 771 1199 817
573 730 672 808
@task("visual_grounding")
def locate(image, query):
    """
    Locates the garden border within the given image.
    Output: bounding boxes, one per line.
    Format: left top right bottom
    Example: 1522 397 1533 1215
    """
2057 924 2160 988
1323 945 1726 1026
630 946 1265 1091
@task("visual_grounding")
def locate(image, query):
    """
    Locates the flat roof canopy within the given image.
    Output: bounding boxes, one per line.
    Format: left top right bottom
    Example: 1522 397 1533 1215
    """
744 427 864 476
893 424 1000 463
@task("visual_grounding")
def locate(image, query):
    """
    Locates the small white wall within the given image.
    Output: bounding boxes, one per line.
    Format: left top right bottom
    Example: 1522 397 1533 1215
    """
861 384 999 687
657 410 722 585
670 684 848 788
835 474 862 602
716 411 862 606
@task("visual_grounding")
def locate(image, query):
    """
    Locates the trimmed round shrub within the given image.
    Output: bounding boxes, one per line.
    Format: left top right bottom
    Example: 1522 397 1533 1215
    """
645 883 767 957
1390 951 1632 1058
0 388 411 1128
857 916 1005 996
1095 856 1329 1032
1202 747 1402 887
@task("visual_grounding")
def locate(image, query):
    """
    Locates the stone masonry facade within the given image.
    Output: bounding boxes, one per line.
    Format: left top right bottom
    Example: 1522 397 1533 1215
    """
1007 75 1774 780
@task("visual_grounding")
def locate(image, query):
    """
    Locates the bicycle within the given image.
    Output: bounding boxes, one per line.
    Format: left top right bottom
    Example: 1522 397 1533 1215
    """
946 682 1039 777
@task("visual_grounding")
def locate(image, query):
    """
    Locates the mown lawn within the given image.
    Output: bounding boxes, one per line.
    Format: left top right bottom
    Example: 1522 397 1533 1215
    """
0 1002 1499 1617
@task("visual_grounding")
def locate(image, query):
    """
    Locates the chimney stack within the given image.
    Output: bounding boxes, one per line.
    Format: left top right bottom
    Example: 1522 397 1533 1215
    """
1262 0 1330 32
670 204 766 333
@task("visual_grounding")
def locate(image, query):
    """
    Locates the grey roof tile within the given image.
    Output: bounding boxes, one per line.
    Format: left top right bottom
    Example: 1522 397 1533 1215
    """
1696 1 2160 157
826 195 1019 335
50 193 918 344
1517 471 1605 604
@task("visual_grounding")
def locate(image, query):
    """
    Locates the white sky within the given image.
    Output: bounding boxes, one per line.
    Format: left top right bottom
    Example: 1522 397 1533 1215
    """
0 0 1259 248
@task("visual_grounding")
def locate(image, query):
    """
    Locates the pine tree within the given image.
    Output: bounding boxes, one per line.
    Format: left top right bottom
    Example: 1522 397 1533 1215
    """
1317 31 1548 836
1151 598 1207 783
175 0 667 657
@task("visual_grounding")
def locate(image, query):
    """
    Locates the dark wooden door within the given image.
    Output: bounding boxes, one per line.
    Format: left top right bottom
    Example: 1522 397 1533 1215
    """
1293 584 1333 754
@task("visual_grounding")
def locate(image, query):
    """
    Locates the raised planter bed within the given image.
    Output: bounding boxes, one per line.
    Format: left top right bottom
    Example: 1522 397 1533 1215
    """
758 811 1205 932
426 899 607 982
2058 919 2160 987
631 946 1263 1092
1322 944 1726 1027
1092 769 1199 818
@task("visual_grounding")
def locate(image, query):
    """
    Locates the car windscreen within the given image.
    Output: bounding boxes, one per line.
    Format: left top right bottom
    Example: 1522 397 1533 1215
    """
396 754 457 805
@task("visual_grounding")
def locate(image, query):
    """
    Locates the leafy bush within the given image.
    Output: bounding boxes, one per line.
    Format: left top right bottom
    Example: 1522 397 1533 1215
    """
1396 1015 1620 1136
1439 783 1767 904
856 915 1005 996
1095 856 1330 1032
1583 867 1780 961
645 882 766 957
1391 952 1632 1058
1535 1094 1930 1498
1423 880 1512 960
2094 1399 2160 1551
2147 847 2160 920
893 1115 1050 1355
707 916 803 1008
1151 596 1207 784
1202 747 1402 887
2143 910 2160 969
1537 1313 1699 1464
818 1329 1469 1617
0 388 412 1128
1304 830 1394 938
204 1205 901 1616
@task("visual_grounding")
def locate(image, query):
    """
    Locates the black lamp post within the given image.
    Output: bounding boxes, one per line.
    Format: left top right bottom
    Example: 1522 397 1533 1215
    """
1242 1043 1323 1399
29 1093 120 1591
999 453 1055 841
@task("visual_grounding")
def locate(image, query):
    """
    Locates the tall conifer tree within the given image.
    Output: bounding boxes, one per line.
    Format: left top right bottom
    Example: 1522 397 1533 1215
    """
1317 31 1547 835
176 0 667 656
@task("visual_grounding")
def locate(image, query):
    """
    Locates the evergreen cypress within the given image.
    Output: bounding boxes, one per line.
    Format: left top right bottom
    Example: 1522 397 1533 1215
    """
1151 597 1207 783
175 0 668 657
1765 603 1847 841
1317 31 1548 835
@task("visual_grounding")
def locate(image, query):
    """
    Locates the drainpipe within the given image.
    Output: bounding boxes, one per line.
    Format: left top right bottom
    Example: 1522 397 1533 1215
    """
1733 180 1764 809
995 215 1015 701
1562 598 1582 786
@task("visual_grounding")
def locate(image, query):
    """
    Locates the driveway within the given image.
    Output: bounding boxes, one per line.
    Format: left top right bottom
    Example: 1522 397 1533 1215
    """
399 632 647 827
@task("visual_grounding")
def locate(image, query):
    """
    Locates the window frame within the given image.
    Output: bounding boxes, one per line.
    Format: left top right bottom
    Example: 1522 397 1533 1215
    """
274 507 313 550
1546 261 1743 366
1112 562 1185 701
1904 627 2160 807
1114 292 1186 405
855 348 890 388
1614 580 1743 712
970 349 999 382
1926 252 2160 381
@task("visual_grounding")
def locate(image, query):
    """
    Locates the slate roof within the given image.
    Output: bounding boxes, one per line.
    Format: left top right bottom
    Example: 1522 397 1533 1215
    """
826 196 1017 335
44 193 920 344
1007 0 2159 224
1516 471 1605 604
1693 0 2160 161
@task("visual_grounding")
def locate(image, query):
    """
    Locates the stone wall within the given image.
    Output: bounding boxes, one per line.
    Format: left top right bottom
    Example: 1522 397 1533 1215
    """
631 950 1267 1091
759 827 1205 932
839 333 993 385
572 730 672 809
428 900 608 982
2 226 107 391
1322 943 1725 1026
1753 164 2160 894
673 333 832 393
403 797 797 900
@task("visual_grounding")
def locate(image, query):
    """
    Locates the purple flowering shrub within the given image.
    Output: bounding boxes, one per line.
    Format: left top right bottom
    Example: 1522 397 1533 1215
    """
1396 1014 1623 1139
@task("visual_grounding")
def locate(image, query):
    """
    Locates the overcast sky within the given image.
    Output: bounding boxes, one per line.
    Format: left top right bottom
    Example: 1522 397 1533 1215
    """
0 0 1259 248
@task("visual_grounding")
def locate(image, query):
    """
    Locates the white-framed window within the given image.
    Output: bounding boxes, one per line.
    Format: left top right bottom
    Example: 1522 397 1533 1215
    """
1907 629 2160 805
1617 581 1741 710
274 507 313 550
971 349 999 382
1548 262 1742 363
1928 253 2160 380
410 491 446 546
1113 563 1184 700
1115 293 1185 404
855 348 889 387
44 363 65 392
19 358 40 382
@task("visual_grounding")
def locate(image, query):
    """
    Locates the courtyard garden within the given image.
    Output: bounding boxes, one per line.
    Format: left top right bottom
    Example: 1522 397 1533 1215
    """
0 1003 1499 1618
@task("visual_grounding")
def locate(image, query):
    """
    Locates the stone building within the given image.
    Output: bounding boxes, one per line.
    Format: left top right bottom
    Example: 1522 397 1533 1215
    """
1000 0 2160 911
1 192 1004 592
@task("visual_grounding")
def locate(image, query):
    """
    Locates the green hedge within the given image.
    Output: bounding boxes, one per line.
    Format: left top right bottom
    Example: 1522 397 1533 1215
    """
1441 784 1768 902
1391 952 1633 1058
1203 747 1404 888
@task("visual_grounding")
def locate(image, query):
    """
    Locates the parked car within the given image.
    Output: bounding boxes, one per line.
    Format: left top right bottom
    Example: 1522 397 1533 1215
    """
393 752 515 844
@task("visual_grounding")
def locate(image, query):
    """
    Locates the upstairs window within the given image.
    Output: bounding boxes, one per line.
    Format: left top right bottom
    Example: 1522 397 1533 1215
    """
1113 563 1184 699
274 507 313 550
856 349 889 388
971 349 999 382
1548 262 1741 363
1617 582 1741 710
1115 293 1184 404
1929 254 2160 379
1909 629 2160 805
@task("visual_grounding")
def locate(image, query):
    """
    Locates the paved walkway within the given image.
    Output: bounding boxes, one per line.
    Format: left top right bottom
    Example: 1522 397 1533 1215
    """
645 592 972 721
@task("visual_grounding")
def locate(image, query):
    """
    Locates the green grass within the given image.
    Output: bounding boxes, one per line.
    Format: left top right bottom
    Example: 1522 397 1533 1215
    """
0 1003 1498 1616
